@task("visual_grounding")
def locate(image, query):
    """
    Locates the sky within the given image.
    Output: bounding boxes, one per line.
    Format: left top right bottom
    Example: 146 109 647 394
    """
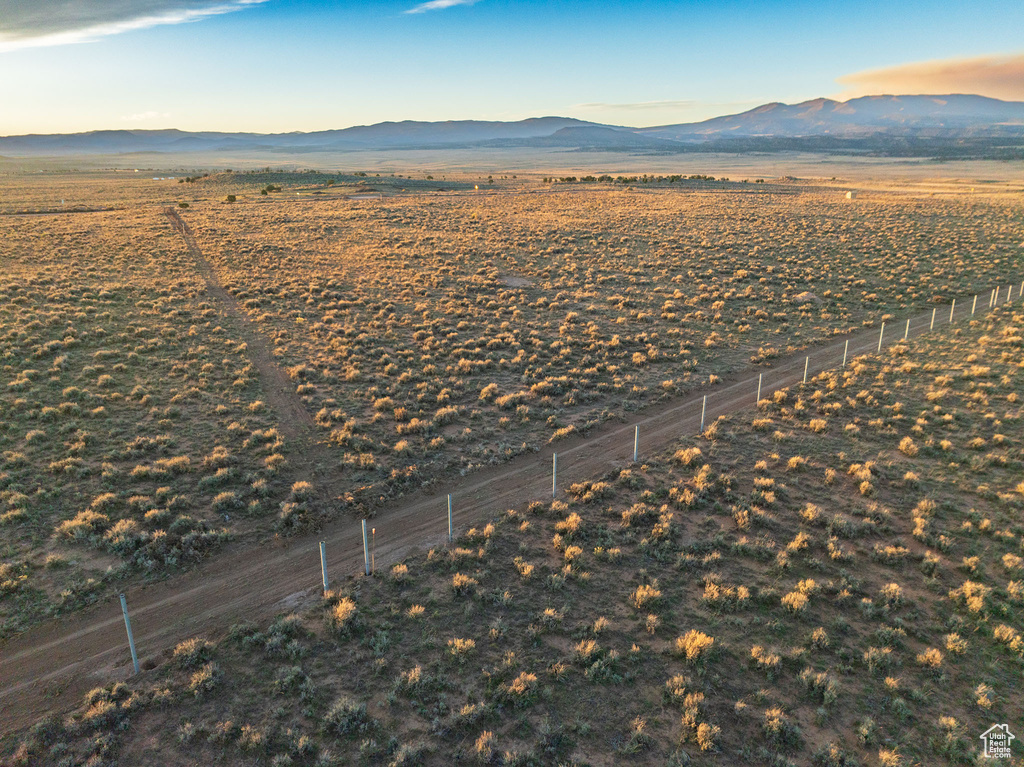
1 0 1023 135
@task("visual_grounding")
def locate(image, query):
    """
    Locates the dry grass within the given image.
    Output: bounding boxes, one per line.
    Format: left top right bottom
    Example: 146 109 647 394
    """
3 170 1024 764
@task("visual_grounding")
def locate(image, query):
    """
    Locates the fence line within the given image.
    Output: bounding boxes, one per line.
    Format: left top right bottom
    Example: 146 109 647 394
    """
339 285 1019 579
105 285 1021 676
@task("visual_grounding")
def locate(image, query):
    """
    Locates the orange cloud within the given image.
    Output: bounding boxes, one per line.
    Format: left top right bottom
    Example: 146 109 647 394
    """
837 54 1024 102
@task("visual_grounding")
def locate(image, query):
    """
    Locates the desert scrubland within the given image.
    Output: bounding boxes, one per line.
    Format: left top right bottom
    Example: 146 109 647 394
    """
6 277 1024 766
182 174 1021 503
0 166 1022 763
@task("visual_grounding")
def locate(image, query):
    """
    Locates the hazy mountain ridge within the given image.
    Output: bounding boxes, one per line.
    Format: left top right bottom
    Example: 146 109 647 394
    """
0 117 608 156
641 94 1024 140
2 95 1022 157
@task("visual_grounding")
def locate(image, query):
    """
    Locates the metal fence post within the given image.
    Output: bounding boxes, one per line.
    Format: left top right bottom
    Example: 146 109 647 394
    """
361 520 370 576
447 494 453 543
700 394 706 434
552 453 557 498
319 541 329 594
120 594 140 675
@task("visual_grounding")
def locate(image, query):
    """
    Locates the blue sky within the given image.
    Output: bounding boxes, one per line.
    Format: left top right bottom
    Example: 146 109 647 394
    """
1 0 1022 134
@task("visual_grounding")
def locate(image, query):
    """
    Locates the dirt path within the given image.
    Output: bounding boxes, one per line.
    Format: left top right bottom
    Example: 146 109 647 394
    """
162 208 358 510
0 223 1017 735
163 207 318 444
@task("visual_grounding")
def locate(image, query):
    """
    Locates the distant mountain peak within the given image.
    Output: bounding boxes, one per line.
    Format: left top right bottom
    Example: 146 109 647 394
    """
641 93 1024 140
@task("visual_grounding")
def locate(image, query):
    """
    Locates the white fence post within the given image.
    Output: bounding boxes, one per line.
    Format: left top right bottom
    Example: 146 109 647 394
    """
361 519 370 576
319 541 329 594
972 295 977 315
120 594 140 675
949 299 955 323
756 373 762 404
700 394 706 434
878 322 885 352
904 318 910 339
842 339 849 368
633 425 639 463
803 356 809 384
930 308 936 331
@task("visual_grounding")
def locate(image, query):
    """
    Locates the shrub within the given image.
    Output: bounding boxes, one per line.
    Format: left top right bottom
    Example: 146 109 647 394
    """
173 638 212 669
391 563 409 582
513 557 534 579
751 645 781 676
675 630 714 662
331 597 357 634
949 580 990 613
503 672 538 704
324 696 372 737
993 624 1023 654
673 447 702 466
782 591 809 613
898 436 918 456
763 706 802 749
474 731 494 762
696 722 720 752
877 747 902 766
631 581 661 609
55 509 109 540
945 633 968 654
447 637 476 658
188 662 220 697
451 572 478 595
213 491 241 511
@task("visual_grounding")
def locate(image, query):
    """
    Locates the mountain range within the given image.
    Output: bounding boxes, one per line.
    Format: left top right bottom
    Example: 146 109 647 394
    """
2 95 1023 158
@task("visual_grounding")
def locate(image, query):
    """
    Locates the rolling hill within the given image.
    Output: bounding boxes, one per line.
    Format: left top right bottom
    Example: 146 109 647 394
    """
1 95 1022 158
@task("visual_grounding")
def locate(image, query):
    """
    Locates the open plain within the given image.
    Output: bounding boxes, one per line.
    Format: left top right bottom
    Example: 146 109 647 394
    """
1 164 1023 765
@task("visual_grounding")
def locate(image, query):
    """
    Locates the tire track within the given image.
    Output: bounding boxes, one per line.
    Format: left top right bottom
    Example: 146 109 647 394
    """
163 208 356 511
163 207 319 443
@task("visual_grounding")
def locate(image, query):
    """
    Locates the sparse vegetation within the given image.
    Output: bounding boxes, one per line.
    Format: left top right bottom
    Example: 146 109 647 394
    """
1 169 1023 764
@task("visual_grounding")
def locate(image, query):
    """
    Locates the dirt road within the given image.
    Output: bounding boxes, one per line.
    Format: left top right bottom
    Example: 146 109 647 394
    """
0 220 1017 735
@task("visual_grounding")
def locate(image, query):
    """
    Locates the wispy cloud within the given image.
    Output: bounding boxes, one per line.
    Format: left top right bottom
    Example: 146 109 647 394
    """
121 111 172 122
405 0 480 15
0 0 271 52
837 54 1024 102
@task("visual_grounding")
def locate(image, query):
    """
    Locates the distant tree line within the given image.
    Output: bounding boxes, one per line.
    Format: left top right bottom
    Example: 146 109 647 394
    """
542 174 730 184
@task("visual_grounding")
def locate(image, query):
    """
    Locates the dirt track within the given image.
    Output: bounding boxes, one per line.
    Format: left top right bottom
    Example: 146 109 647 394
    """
0 215 1018 735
